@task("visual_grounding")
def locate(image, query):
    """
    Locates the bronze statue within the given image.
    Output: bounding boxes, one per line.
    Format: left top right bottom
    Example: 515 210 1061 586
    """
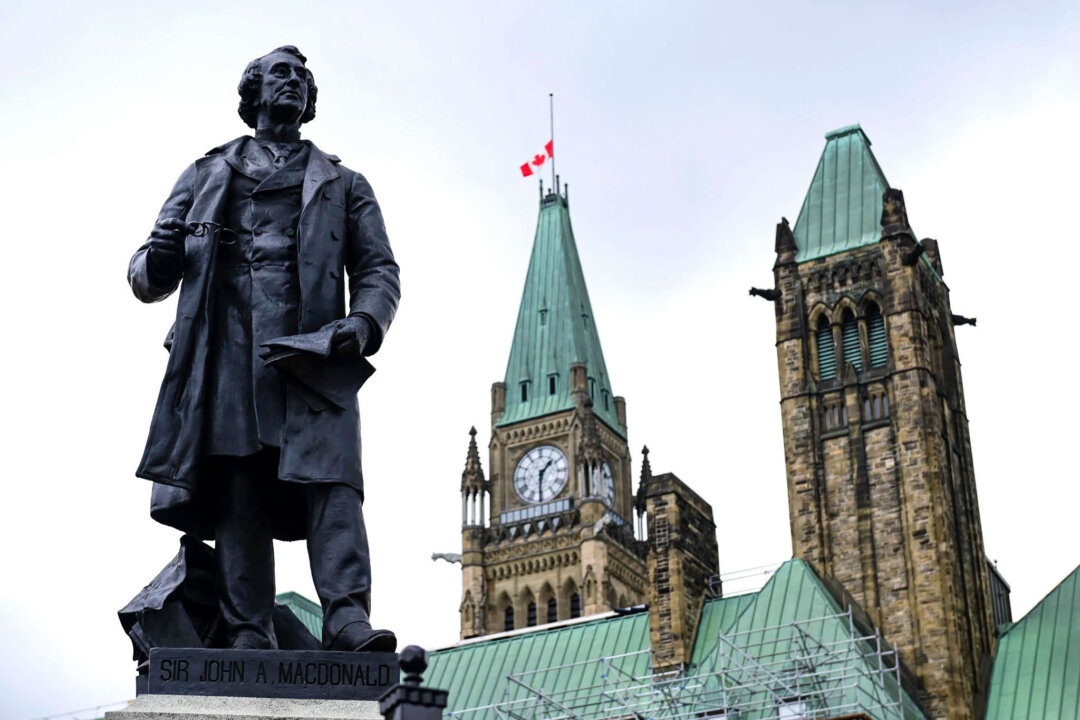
127 46 400 653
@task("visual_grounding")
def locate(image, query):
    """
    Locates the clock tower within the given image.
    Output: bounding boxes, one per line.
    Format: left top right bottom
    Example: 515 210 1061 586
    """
458 184 648 640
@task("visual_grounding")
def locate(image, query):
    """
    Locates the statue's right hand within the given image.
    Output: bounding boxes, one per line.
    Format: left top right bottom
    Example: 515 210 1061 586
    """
149 218 196 255
147 218 196 280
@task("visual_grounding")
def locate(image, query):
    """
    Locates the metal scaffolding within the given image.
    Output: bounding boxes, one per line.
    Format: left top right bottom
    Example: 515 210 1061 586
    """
446 607 920 720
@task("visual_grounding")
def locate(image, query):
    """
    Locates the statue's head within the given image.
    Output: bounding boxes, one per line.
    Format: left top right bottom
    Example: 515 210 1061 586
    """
238 45 318 129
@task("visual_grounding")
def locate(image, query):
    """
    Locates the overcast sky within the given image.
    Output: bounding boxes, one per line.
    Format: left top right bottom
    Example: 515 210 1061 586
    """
2 1 1078 718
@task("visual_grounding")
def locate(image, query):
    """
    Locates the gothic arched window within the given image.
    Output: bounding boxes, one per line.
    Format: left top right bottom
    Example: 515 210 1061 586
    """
867 303 887 368
547 598 557 624
842 309 862 372
570 593 581 619
504 606 514 632
816 317 836 380
527 602 537 627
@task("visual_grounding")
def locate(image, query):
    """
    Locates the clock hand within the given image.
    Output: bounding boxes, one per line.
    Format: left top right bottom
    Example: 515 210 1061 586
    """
537 460 554 502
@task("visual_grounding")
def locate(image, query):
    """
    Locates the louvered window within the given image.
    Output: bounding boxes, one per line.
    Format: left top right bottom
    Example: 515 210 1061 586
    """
547 598 557 623
504 606 514 631
570 593 581 618
527 602 537 627
841 311 862 372
816 321 836 380
868 304 887 368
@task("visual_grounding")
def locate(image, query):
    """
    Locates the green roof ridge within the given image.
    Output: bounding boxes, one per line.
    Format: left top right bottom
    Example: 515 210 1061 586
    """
275 591 322 639
497 192 624 436
794 124 891 263
985 563 1080 719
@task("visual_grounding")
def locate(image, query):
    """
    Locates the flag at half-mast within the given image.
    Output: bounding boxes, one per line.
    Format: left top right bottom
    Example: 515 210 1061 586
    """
520 140 554 177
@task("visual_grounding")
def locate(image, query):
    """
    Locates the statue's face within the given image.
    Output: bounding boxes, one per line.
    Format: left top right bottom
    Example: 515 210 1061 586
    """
257 51 310 125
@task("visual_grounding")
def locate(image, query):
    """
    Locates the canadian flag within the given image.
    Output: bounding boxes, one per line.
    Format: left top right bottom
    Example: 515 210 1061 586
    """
520 140 554 177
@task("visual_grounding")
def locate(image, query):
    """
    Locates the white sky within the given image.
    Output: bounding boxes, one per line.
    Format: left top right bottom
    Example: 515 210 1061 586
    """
1 1 1078 718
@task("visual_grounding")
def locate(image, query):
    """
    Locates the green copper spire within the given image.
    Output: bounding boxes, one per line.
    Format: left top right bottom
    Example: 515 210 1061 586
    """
498 189 624 436
794 125 890 263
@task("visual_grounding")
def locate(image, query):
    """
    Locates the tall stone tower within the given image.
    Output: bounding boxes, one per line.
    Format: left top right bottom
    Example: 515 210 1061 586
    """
768 125 995 718
458 184 648 640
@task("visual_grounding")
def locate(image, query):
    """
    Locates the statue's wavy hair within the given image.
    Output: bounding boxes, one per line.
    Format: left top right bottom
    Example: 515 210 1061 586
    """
237 45 318 129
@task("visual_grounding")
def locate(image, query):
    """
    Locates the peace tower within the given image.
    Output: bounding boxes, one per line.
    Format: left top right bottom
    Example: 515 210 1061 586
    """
458 184 719 670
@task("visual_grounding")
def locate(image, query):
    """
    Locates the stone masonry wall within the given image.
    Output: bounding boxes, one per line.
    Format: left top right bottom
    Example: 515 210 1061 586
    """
646 473 719 672
772 231 995 719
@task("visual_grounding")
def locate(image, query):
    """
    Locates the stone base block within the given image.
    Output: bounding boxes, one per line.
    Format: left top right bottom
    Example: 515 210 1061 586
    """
105 694 383 719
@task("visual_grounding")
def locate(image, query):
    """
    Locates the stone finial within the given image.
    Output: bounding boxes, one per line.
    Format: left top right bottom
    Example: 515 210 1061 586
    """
379 645 449 720
775 216 796 254
461 427 486 492
635 446 652 513
640 446 652 484
881 188 911 237
399 645 428 686
577 400 604 466
921 238 944 276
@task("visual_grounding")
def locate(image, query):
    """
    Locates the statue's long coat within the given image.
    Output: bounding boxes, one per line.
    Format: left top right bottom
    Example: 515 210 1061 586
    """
128 137 400 541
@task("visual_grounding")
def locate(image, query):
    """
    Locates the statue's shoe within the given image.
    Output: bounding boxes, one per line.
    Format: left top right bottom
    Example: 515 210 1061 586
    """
329 621 398 653
230 629 276 650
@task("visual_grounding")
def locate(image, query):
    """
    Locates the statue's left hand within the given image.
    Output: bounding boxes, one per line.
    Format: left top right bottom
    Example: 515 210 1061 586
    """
330 316 372 358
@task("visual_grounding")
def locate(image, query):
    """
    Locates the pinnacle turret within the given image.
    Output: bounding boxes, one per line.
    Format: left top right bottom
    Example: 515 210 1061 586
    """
460 427 488 529
635 445 652 515
460 426 486 493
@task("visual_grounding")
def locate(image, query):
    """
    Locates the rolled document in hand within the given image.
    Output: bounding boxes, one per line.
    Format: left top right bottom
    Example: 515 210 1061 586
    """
260 326 375 412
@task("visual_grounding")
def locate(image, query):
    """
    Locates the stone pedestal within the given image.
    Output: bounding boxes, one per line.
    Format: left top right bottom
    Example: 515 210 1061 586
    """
105 694 382 719
107 645 447 720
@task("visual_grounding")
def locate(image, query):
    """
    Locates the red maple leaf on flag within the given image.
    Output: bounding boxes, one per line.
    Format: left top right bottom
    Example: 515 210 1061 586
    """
519 140 554 178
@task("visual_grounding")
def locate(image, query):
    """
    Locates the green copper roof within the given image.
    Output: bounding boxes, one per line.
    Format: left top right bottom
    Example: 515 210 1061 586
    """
276 591 322 639
794 125 891 263
985 564 1080 719
688 592 756 667
428 561 924 720
689 560 927 720
498 192 623 435
428 612 651 719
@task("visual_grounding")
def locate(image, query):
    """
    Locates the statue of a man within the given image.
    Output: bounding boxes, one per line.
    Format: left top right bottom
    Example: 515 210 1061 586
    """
128 46 399 652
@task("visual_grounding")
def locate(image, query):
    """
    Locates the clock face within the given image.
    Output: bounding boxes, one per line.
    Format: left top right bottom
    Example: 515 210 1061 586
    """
514 445 569 504
599 462 615 506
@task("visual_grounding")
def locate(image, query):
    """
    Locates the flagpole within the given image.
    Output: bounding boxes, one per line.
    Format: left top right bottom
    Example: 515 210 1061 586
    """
549 93 556 193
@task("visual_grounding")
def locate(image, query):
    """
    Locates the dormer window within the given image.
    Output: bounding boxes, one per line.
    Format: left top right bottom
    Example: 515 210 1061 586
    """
588 377 596 399
520 381 530 402
548 374 558 395
602 390 610 410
